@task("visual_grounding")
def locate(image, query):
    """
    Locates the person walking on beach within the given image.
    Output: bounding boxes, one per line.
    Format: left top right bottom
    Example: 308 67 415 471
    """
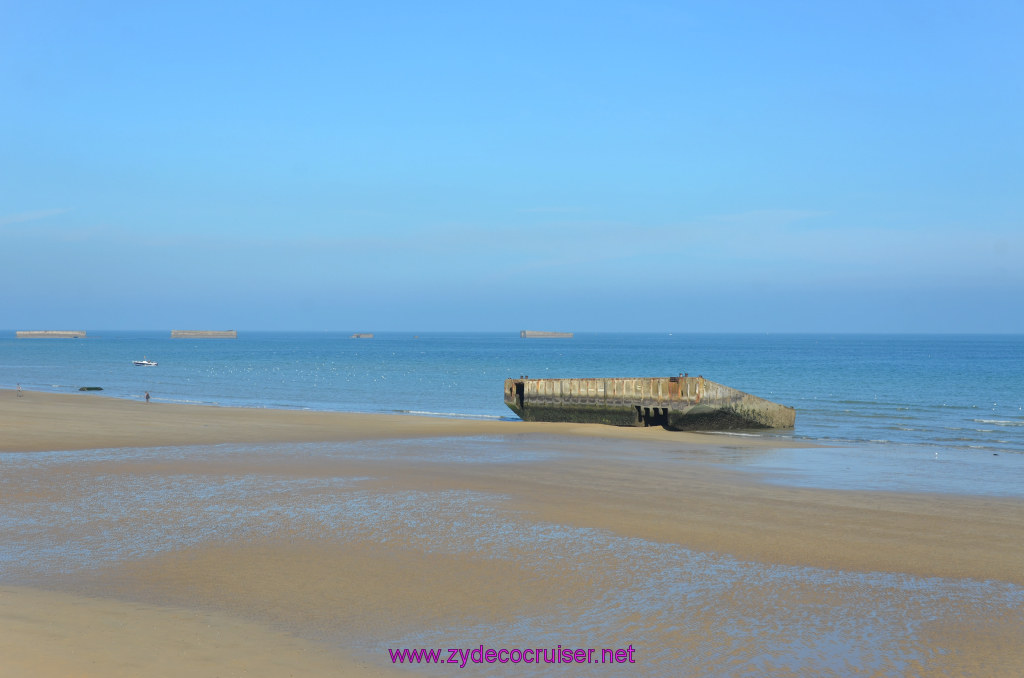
17 383 23 397
145 391 150 404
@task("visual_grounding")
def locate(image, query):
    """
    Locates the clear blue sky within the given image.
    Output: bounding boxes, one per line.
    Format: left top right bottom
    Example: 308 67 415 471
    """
2 1 1021 332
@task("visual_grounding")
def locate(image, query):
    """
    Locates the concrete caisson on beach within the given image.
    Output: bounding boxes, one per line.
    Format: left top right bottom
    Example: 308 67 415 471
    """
505 376 795 430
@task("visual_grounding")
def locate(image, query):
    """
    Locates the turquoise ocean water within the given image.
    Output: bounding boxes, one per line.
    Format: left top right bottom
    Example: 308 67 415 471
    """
3 331 1022 456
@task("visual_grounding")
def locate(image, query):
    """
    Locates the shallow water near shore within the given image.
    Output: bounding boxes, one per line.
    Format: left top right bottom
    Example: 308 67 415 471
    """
705 440 1024 497
3 435 1023 676
3 435 1022 581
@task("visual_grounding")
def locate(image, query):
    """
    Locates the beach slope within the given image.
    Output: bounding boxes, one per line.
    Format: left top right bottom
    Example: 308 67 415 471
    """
2 390 1023 676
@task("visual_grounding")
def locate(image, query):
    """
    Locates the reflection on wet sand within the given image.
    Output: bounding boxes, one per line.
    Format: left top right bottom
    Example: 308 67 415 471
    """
3 431 1024 676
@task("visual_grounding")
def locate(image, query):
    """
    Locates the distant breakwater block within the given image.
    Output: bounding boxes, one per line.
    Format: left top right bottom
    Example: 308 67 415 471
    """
520 330 573 338
505 376 795 431
170 330 237 339
350 333 374 339
16 330 86 338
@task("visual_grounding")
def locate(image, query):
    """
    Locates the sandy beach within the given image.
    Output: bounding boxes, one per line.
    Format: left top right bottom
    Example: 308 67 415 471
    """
2 389 1023 676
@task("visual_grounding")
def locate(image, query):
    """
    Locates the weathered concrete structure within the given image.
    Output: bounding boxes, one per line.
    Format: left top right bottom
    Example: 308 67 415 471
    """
171 330 237 339
504 376 795 431
16 330 86 338
350 333 374 339
520 330 573 338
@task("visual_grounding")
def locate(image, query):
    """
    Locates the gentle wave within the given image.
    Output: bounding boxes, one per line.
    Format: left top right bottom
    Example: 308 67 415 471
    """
396 410 505 420
973 419 1024 427
705 431 762 437
799 434 1021 455
151 396 222 406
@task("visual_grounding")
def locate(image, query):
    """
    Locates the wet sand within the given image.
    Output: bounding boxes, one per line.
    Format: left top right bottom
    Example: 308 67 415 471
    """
0 586 404 678
2 390 1023 676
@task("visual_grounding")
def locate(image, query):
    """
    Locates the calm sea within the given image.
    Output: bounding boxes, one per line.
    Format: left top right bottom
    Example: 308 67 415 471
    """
2 332 1022 456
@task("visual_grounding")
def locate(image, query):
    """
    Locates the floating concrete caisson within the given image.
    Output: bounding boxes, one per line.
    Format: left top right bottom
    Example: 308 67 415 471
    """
520 330 573 338
16 330 86 338
504 376 795 431
171 330 237 338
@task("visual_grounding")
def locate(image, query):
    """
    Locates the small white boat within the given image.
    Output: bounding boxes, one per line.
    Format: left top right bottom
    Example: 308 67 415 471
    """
133 358 158 366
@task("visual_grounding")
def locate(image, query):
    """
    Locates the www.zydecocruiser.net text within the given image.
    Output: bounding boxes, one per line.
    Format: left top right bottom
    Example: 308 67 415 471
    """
389 644 637 668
